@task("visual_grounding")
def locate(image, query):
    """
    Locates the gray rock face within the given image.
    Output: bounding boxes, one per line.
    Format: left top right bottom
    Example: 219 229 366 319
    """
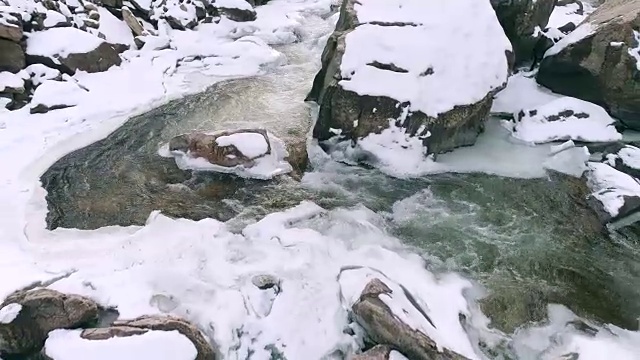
27 41 123 75
490 0 556 65
0 39 25 73
0 289 99 356
537 0 640 129
352 279 469 360
217 7 256 22
308 0 510 160
111 315 216 360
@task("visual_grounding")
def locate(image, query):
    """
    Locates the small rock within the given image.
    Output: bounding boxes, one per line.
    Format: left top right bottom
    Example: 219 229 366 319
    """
251 274 280 291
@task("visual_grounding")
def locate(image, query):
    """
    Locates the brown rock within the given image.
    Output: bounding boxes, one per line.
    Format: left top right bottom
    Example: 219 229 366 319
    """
0 38 25 73
284 139 308 179
81 326 149 340
0 289 99 355
353 345 393 360
122 7 147 37
112 315 215 360
0 13 23 42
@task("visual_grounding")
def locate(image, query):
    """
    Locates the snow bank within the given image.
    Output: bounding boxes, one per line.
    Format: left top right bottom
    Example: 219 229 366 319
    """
587 162 640 218
24 64 61 86
509 97 621 144
339 0 510 117
44 329 197 360
491 73 562 114
547 1 595 28
26 27 104 60
0 303 22 324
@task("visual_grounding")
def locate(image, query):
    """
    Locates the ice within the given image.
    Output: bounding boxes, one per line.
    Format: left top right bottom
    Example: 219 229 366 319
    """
215 132 269 158
587 162 640 218
509 97 621 144
30 80 89 110
339 0 510 118
0 71 24 92
543 145 590 177
98 7 136 47
0 303 22 324
44 329 197 360
26 27 104 60
491 72 562 114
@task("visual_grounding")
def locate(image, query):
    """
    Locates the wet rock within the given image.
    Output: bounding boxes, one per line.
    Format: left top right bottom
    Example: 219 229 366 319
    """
111 315 215 360
308 0 510 159
0 39 25 73
0 12 23 42
352 279 469 360
284 139 308 179
0 289 99 356
490 0 555 66
353 345 393 360
537 0 640 130
169 129 271 168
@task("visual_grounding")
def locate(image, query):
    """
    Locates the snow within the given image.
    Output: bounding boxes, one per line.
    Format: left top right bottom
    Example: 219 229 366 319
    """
545 23 596 57
98 7 136 47
543 145 590 177
0 71 24 92
587 162 640 218
491 72 562 114
131 0 153 12
27 27 104 60
629 30 640 71
547 2 594 29
43 9 68 28
24 64 61 86
214 0 253 11
389 351 409 360
606 145 640 170
215 132 269 158
30 80 89 109
338 0 510 118
44 329 197 360
168 131 292 179
0 303 22 324
508 97 621 144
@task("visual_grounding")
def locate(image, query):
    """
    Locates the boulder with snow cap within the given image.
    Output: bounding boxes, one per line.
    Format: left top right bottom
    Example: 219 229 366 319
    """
213 0 257 22
0 289 99 356
109 315 215 360
0 11 23 42
352 278 469 360
490 0 556 65
537 0 640 130
308 0 511 164
26 27 122 74
603 144 640 179
586 161 640 224
169 129 272 168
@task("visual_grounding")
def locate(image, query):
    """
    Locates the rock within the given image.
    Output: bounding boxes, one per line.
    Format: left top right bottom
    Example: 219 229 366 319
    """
246 0 269 6
0 12 23 42
101 0 124 8
603 144 640 180
0 39 25 73
169 129 272 168
251 274 280 291
88 10 100 21
353 345 393 360
284 139 308 179
83 18 100 28
586 161 640 224
217 7 256 22
537 0 640 130
308 0 511 164
0 289 99 355
111 315 215 360
490 0 556 65
122 7 147 36
352 279 468 360
26 28 122 74
81 326 149 340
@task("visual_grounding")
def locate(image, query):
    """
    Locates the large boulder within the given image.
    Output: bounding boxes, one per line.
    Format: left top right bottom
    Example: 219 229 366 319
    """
490 0 556 65
26 27 122 75
0 289 99 356
352 279 469 360
109 315 216 360
0 38 25 73
537 0 640 130
308 0 511 167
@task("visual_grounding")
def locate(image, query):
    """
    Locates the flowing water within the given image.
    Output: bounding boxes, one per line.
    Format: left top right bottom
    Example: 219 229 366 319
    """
39 8 640 358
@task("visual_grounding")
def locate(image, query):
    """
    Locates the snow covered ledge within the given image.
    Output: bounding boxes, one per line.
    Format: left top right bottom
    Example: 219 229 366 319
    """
308 0 512 177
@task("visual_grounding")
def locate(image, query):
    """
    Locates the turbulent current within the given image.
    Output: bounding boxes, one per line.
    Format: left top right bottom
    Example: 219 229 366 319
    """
39 7 639 360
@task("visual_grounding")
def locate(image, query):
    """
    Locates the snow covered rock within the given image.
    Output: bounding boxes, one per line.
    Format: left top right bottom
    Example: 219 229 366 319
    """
604 144 640 179
24 63 62 86
29 79 88 113
108 315 215 360
0 11 23 42
214 0 256 22
537 0 640 130
0 38 25 73
490 0 556 65
586 161 640 223
308 0 511 162
507 97 622 143
26 27 123 74
168 129 294 179
349 277 468 360
0 288 99 356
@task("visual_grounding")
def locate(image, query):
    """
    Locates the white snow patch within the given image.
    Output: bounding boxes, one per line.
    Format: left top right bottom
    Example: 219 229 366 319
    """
44 329 197 360
214 0 253 11
545 23 596 57
491 72 562 114
510 97 621 143
26 27 104 60
43 10 68 28
0 71 24 92
215 132 269 158
587 162 640 218
606 145 640 170
339 0 510 117
98 7 136 47
547 2 594 28
24 64 61 86
628 30 640 71
30 80 88 110
0 303 22 324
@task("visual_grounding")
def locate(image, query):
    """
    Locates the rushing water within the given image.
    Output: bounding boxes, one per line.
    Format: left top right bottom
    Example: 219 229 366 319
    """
40 7 640 358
